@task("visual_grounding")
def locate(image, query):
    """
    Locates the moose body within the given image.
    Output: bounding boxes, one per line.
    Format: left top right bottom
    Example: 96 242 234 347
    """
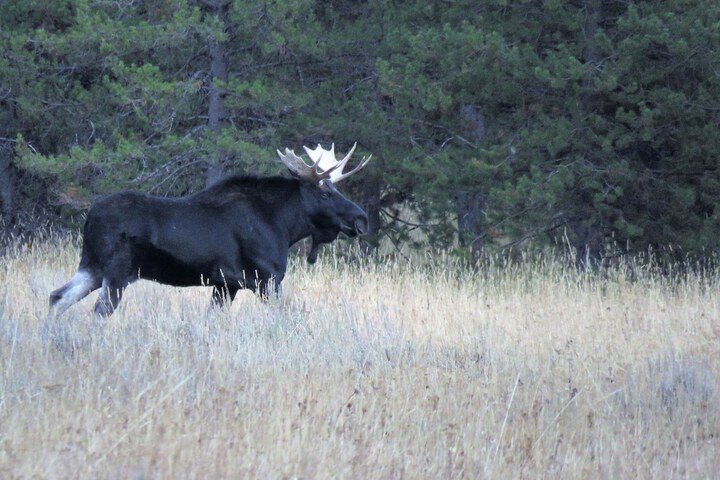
49 144 371 318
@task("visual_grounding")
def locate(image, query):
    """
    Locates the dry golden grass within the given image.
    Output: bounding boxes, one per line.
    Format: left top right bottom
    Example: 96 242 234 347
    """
1 238 719 478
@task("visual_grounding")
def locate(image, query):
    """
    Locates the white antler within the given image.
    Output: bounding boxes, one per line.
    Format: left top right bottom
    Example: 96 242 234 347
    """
276 142 371 184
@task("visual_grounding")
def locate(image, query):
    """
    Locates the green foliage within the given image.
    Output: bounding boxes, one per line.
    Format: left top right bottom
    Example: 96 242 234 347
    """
1 0 719 260
375 0 720 260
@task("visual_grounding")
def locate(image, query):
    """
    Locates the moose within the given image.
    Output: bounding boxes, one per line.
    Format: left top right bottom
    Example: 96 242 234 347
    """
48 143 371 318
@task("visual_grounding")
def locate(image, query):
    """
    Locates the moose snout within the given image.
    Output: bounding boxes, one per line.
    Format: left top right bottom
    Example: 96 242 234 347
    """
354 214 369 236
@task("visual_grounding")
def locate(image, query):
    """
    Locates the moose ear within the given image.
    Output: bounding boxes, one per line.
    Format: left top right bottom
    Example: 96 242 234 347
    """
318 178 338 191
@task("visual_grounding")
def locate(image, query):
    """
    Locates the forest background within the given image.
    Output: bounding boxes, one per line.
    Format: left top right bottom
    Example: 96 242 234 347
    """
1 0 719 263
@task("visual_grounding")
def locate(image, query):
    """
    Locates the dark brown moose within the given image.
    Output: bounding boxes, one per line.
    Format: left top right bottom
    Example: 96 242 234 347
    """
48 143 371 318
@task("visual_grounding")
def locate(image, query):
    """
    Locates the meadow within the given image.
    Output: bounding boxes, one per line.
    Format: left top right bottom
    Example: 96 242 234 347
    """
0 238 718 478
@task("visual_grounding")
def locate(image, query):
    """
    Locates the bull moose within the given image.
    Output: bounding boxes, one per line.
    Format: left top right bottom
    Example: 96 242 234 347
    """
48 143 371 318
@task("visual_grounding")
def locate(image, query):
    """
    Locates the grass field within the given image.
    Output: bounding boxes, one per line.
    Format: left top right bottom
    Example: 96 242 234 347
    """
1 238 719 478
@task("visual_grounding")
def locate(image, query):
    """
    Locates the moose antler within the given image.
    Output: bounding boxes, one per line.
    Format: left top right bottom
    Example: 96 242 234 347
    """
276 142 371 184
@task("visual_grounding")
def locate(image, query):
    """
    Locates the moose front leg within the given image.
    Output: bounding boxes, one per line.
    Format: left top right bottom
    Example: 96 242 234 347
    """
211 284 238 308
254 272 284 300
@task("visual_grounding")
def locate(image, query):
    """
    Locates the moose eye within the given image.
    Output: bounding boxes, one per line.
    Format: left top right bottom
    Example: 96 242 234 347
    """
320 191 330 199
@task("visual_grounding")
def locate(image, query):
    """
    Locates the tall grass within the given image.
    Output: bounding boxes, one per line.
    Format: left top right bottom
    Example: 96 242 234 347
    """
1 238 718 478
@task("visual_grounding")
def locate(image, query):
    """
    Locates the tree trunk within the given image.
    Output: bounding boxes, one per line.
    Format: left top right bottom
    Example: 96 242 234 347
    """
456 103 486 259
204 1 230 187
456 190 485 258
581 0 602 70
0 144 15 225
572 0 604 265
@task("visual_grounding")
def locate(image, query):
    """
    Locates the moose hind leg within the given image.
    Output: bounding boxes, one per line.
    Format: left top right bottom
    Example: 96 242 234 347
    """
94 278 131 318
48 269 101 319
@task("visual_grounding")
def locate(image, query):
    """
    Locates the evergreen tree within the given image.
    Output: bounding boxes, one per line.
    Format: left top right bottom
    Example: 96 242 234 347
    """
2 0 719 261
378 0 720 261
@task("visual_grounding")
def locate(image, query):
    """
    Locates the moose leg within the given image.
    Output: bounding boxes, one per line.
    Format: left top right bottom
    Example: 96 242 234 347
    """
94 277 133 319
48 269 102 319
93 239 140 319
256 274 283 300
211 285 238 309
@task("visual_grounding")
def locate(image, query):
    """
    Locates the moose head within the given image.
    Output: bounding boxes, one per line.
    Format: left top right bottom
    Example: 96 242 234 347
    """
277 143 372 263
